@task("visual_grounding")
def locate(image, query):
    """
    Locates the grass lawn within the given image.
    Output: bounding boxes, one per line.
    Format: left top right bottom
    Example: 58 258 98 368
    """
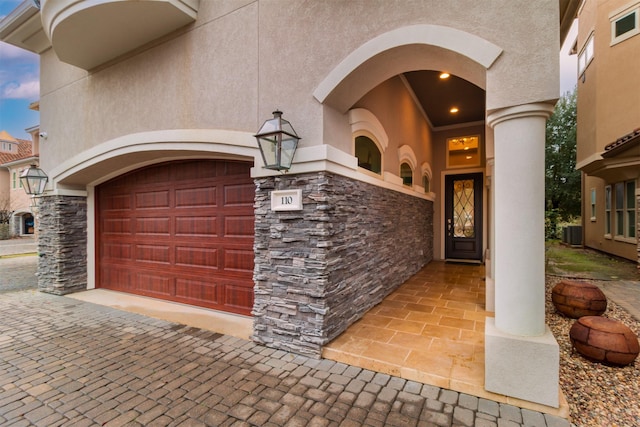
545 240 639 281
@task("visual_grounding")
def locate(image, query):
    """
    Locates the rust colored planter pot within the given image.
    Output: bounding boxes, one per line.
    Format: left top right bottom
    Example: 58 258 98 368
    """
570 316 640 366
551 280 607 318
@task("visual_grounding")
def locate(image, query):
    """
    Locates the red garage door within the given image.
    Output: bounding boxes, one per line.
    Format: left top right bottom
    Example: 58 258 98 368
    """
96 160 255 316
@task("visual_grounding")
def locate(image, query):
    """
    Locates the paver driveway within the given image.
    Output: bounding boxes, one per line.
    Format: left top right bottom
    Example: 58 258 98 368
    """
0 273 569 426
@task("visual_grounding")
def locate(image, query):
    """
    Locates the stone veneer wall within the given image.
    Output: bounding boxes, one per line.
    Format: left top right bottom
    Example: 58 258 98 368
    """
253 172 433 357
37 195 88 294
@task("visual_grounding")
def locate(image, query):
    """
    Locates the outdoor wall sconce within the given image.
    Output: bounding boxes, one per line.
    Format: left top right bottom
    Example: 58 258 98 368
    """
20 164 48 206
254 110 300 171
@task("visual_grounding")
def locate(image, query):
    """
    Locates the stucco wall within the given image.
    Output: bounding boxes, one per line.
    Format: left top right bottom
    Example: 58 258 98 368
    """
593 0 640 148
38 1 560 178
9 166 31 212
353 76 433 177
0 171 9 203
577 0 640 163
583 175 639 262
578 0 640 263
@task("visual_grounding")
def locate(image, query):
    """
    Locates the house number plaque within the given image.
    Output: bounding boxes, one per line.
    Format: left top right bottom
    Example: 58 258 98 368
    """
271 189 303 211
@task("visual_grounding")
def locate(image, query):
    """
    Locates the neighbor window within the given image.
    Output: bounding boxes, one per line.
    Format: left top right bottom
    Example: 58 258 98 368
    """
590 188 596 221
12 171 17 189
578 33 595 76
400 163 413 186
611 7 639 45
605 185 612 235
355 136 382 175
615 182 624 236
625 181 636 238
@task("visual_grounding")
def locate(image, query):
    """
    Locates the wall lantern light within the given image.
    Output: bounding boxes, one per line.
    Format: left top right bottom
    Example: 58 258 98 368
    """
20 164 48 201
254 110 300 171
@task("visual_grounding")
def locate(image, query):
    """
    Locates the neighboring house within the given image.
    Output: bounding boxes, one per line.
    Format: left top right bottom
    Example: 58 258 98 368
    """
575 0 640 265
0 0 579 408
0 129 40 236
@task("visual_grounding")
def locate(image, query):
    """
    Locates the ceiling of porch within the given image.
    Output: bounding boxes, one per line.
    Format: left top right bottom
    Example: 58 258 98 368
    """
403 70 486 129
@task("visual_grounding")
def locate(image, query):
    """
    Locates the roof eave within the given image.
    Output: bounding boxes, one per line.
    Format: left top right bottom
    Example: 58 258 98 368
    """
0 0 50 54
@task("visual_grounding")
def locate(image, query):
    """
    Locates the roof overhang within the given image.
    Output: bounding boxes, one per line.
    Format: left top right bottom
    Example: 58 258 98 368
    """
578 126 640 180
1 156 39 169
1 0 199 70
0 1 49 54
559 0 581 45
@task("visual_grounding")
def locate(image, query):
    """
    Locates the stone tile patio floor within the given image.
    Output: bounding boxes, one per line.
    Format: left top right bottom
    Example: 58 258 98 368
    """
323 262 569 417
0 258 571 426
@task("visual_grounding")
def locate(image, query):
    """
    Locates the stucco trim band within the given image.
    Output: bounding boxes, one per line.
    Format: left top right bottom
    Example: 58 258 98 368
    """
49 129 259 188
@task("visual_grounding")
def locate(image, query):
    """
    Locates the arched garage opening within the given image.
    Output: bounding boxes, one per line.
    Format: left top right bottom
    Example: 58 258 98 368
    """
95 159 255 316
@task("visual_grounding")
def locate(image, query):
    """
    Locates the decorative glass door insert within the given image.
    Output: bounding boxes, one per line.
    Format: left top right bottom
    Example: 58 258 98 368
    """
453 179 475 238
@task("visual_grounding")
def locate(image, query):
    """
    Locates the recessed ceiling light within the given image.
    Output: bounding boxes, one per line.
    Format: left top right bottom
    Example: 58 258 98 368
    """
439 72 450 79
450 107 459 113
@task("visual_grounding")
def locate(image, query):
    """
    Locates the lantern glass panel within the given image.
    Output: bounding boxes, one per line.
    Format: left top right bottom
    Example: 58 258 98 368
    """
258 136 279 168
279 137 298 169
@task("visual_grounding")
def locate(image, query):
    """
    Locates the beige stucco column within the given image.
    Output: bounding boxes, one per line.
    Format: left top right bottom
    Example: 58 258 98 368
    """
484 103 560 408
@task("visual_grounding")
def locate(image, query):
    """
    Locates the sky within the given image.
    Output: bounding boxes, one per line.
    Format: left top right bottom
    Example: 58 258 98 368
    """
0 2 578 142
0 0 40 140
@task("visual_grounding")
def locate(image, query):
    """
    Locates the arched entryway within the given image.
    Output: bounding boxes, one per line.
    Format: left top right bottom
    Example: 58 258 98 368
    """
315 24 493 405
23 214 34 235
312 23 560 408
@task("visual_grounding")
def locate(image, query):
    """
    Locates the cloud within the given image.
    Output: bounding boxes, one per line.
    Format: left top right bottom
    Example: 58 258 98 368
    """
0 42 39 101
1 79 39 99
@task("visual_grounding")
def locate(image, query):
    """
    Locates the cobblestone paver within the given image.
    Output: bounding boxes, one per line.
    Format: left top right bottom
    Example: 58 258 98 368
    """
0 255 37 293
0 289 571 427
0 248 572 427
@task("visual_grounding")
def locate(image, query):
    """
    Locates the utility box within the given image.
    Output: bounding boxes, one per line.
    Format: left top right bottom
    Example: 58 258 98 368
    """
562 225 583 246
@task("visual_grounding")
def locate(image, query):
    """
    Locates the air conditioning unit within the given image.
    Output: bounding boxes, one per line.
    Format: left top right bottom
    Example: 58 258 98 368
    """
562 225 582 247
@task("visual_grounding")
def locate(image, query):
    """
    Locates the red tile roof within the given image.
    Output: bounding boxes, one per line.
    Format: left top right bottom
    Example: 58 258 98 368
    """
0 136 35 166
604 128 640 153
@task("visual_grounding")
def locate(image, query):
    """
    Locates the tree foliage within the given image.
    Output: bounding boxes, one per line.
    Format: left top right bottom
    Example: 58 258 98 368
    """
545 89 580 237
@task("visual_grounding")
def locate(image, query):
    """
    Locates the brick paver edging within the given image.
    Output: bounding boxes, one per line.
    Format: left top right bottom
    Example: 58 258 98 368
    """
0 291 570 427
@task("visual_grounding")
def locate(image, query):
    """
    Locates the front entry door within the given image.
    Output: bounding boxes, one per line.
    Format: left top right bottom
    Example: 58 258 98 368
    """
445 173 483 261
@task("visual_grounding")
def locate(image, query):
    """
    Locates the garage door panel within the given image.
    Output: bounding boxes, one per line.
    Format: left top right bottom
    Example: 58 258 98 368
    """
135 190 170 209
103 194 132 211
175 216 217 236
223 161 252 176
224 215 254 237
224 183 255 206
102 217 133 234
136 217 171 235
175 186 217 208
100 266 132 291
223 281 254 313
175 246 219 268
136 272 172 296
134 167 171 186
175 278 219 304
173 161 223 181
102 242 133 261
135 244 171 264
223 249 254 273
